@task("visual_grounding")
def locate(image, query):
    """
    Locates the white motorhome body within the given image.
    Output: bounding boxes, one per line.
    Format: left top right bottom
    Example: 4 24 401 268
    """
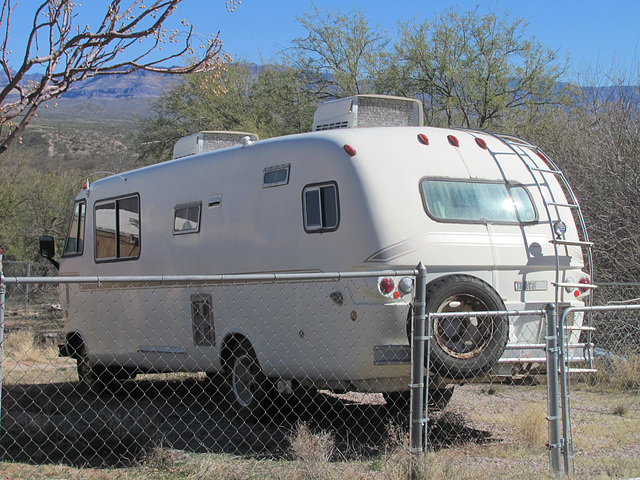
53 96 592 410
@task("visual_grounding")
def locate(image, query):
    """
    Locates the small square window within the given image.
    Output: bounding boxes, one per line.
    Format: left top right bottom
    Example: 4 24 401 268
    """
174 203 201 234
263 164 290 187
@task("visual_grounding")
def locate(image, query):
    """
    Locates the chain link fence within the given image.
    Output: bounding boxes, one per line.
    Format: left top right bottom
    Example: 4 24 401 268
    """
1 266 639 479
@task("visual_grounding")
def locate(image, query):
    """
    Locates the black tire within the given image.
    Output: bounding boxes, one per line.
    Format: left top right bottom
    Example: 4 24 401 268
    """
227 341 271 420
422 275 508 380
75 345 114 393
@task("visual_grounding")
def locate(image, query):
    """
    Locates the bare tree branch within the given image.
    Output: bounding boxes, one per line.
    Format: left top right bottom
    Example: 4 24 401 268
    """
0 0 237 155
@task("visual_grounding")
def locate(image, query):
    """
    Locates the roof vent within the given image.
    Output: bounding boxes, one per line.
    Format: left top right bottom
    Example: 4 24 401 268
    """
173 131 259 159
312 95 424 131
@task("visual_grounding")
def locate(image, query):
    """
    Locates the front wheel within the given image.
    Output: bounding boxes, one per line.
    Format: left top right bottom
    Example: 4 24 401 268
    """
75 345 114 393
227 341 271 420
417 275 509 380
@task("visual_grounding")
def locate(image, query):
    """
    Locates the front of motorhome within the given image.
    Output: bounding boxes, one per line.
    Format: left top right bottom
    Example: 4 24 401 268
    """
45 95 593 414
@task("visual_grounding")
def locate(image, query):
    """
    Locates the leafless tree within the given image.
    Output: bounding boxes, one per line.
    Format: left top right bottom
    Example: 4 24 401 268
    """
0 0 238 155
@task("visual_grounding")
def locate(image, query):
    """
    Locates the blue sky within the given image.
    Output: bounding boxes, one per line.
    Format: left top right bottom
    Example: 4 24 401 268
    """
5 1 640 82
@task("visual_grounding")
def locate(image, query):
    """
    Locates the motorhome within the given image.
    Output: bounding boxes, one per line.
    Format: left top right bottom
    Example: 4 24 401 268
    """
42 95 593 415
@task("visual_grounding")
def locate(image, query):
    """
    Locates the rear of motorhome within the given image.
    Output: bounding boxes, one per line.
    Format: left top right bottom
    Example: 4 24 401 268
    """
44 95 593 414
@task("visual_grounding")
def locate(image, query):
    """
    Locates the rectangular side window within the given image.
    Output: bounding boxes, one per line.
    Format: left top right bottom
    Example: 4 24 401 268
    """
303 182 339 232
421 179 537 224
95 194 140 261
263 164 290 187
174 203 201 234
63 201 86 256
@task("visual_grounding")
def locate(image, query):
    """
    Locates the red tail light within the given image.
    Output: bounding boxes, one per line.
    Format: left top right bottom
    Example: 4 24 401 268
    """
578 277 591 294
380 277 395 294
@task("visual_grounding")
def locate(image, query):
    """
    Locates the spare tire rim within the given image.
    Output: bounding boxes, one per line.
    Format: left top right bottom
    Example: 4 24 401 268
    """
433 293 493 359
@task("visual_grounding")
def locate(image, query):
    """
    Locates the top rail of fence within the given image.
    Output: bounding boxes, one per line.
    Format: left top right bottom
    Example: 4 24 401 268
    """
0 269 419 285
560 303 640 321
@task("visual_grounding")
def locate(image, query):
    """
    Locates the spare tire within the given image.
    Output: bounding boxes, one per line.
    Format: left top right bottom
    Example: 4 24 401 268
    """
419 275 508 380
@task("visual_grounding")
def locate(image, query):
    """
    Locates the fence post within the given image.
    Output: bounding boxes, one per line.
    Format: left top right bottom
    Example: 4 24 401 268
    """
0 245 5 431
25 262 31 314
545 303 562 476
410 262 428 476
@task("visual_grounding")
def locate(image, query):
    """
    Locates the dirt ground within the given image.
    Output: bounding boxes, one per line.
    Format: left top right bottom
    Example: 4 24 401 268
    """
0 316 638 478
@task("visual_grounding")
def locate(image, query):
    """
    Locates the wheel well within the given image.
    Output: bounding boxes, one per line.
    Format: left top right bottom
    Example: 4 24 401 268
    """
65 332 85 360
220 333 251 373
426 274 498 297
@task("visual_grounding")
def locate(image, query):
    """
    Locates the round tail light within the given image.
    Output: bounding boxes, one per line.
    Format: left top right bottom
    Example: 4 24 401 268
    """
380 277 395 295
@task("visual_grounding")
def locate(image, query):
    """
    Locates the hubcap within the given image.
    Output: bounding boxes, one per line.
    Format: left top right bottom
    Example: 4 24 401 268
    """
434 293 493 359
232 354 260 407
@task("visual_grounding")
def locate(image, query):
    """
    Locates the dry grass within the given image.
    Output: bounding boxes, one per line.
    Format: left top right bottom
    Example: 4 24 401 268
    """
0 345 638 479
516 402 548 449
3 329 58 363
588 353 640 392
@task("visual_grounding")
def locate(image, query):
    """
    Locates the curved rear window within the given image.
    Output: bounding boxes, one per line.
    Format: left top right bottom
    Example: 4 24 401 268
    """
421 179 537 224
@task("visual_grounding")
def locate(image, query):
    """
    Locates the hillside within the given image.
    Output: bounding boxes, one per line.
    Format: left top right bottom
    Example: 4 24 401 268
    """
2 69 182 172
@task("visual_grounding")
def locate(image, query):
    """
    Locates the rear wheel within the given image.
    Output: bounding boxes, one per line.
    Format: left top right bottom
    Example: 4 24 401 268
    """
420 275 508 380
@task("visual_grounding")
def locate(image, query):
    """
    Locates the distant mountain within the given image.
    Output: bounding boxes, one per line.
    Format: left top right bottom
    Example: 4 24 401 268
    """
3 67 178 98
62 69 180 99
3 63 262 100
2 64 264 119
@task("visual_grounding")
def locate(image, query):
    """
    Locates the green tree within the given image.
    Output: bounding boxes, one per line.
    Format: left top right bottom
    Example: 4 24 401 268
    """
0 165 81 261
285 2 389 98
248 65 318 137
137 63 254 163
137 63 320 163
392 6 568 129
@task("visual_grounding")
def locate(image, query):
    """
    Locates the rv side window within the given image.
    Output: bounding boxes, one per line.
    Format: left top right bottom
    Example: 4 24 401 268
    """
95 194 140 261
303 182 339 232
263 164 290 187
63 200 86 256
174 203 201 234
421 179 537 224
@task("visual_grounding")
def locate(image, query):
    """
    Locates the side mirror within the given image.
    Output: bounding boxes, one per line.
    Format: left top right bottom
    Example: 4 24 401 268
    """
39 236 60 269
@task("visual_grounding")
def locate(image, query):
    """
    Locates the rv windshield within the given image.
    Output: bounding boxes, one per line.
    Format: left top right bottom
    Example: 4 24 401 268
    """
421 179 536 224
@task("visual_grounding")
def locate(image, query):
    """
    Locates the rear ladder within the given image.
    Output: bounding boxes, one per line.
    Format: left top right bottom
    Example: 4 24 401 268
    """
497 135 597 372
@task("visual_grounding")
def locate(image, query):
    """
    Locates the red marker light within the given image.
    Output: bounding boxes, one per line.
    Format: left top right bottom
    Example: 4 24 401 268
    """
447 135 459 147
417 133 430 145
344 144 357 156
393 291 401 299
535 151 551 167
475 138 487 149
